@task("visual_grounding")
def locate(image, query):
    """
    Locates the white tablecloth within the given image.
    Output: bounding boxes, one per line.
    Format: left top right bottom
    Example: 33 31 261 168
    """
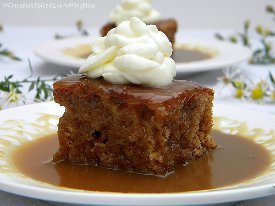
0 26 274 206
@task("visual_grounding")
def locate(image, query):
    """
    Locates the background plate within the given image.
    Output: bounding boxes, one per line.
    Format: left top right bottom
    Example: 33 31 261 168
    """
33 36 251 73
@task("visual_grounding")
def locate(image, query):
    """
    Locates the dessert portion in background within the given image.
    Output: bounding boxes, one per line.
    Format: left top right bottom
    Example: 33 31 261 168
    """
53 17 215 176
100 0 177 46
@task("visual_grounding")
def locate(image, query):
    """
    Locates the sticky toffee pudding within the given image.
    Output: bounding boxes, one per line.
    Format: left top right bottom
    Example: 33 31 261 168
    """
53 75 215 176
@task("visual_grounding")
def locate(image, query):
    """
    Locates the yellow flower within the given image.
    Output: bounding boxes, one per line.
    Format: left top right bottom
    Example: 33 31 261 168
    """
251 82 265 100
235 89 244 99
0 88 25 109
271 91 275 101
263 29 271 37
256 25 263 35
232 80 245 99
6 88 20 103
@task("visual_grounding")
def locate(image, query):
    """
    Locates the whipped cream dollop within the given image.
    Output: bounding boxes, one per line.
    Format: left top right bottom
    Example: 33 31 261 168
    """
79 17 176 88
109 0 161 25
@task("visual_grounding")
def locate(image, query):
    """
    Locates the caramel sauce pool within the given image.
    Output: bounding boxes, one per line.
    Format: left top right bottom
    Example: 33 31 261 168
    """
11 130 271 193
63 44 212 63
173 48 212 63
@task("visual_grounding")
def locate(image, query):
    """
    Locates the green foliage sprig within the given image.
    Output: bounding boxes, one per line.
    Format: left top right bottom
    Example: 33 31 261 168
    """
76 20 89 36
215 4 275 65
55 20 89 39
0 60 62 109
0 43 21 61
215 20 251 47
251 25 275 64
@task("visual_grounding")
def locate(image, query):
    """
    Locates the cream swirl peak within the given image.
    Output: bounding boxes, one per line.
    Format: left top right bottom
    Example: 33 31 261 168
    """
109 0 161 25
79 17 176 88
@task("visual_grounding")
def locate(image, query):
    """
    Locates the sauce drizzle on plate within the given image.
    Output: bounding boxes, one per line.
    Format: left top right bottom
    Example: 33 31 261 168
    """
10 130 271 193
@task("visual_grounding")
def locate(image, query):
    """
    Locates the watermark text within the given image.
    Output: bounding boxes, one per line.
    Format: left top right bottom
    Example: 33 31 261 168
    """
2 2 96 9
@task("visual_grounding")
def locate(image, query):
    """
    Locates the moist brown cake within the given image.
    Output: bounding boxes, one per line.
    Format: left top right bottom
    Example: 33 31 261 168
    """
53 75 216 176
100 19 178 46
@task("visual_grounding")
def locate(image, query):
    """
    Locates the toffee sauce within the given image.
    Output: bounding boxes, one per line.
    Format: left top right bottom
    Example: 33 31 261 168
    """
11 130 271 193
173 48 212 63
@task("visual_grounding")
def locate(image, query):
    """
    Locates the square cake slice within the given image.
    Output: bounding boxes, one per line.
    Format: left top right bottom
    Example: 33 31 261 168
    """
53 75 216 176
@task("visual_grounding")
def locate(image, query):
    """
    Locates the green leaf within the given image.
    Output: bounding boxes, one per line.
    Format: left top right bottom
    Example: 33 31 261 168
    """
11 56 22 61
35 87 41 100
244 20 250 32
229 36 238 43
6 75 13 80
215 33 224 40
28 82 35 92
269 71 275 85
82 30 89 36
253 49 262 56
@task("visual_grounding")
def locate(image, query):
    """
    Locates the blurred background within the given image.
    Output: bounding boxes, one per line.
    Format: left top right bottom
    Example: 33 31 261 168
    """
0 0 274 30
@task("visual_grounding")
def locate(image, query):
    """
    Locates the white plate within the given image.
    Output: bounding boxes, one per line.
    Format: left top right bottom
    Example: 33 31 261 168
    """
0 102 274 206
33 36 251 73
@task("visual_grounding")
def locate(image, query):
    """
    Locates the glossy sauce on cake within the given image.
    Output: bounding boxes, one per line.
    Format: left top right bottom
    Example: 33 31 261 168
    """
11 130 271 193
54 75 210 104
